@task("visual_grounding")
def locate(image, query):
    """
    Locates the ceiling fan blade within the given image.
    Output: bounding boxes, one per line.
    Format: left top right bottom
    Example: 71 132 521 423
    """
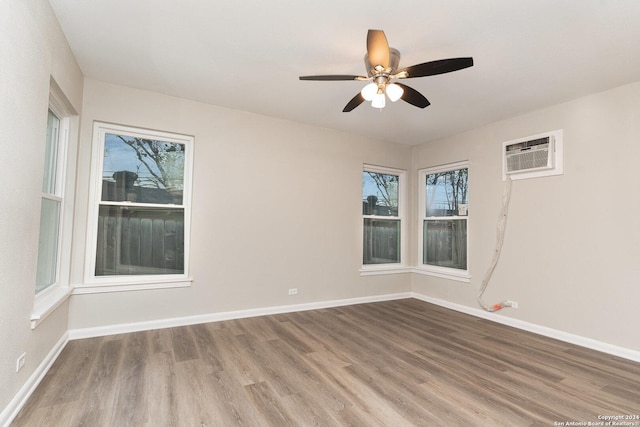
299 75 366 81
367 29 390 69
394 83 430 108
398 57 473 79
343 92 365 112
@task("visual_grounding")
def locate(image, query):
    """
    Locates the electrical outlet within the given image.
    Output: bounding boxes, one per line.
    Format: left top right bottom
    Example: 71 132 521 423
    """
507 300 519 308
288 288 298 295
16 353 26 372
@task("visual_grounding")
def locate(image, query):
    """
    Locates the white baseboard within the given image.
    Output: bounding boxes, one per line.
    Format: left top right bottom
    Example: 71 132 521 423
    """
411 292 640 363
68 292 413 340
0 332 69 427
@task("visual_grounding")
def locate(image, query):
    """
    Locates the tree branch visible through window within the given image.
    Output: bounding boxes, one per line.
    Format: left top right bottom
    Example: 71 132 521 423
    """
116 136 183 190
366 172 398 208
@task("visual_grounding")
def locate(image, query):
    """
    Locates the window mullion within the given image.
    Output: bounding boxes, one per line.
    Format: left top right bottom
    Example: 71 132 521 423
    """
98 201 185 209
41 193 63 203
425 215 466 221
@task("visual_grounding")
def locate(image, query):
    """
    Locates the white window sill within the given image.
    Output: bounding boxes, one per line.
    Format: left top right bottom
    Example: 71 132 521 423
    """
360 266 412 276
73 278 192 294
31 286 73 329
412 267 471 283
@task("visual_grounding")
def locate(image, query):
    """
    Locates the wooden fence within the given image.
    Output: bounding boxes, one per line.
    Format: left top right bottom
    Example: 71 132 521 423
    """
95 210 184 276
363 219 400 264
423 220 467 269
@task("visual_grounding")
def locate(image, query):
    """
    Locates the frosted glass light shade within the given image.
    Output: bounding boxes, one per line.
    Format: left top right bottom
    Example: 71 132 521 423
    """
372 93 386 108
386 83 404 102
361 83 378 101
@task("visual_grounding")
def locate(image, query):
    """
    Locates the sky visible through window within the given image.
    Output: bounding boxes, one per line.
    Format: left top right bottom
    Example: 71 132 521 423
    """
104 134 149 180
103 133 184 190
362 172 398 208
425 168 468 216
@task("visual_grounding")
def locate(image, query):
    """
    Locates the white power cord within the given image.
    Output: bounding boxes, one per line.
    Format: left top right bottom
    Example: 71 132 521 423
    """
478 176 514 312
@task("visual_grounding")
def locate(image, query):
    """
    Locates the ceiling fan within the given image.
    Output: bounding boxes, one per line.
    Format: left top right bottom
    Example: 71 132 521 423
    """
299 29 473 112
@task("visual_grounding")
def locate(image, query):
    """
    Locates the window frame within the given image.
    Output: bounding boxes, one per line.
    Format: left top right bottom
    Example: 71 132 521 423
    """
35 108 66 295
31 80 76 328
82 121 194 292
417 161 471 282
360 164 409 276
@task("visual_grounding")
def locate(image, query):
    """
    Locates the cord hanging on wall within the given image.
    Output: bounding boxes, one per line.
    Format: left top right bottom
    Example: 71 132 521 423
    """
478 176 515 312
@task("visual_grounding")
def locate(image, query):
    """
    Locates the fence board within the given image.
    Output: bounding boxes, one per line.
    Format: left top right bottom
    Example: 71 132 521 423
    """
140 218 153 269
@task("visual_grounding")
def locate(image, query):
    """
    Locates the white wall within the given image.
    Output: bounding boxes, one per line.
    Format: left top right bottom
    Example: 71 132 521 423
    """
411 81 640 352
0 0 83 416
68 79 412 329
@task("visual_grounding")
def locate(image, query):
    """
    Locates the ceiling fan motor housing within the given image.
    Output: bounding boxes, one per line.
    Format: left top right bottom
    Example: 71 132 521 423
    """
365 48 401 77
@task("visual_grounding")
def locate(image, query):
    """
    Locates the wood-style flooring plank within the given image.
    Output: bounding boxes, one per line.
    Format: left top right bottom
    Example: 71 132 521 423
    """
11 299 640 426
109 331 149 426
72 338 123 427
144 350 180 427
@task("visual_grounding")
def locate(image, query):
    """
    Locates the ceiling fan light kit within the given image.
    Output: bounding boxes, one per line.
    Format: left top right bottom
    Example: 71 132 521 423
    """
360 83 378 101
299 29 474 112
372 92 386 109
385 83 404 102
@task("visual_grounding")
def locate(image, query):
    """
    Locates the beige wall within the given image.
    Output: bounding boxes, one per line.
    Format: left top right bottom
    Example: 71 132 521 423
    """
68 79 412 329
411 81 640 352
0 0 83 415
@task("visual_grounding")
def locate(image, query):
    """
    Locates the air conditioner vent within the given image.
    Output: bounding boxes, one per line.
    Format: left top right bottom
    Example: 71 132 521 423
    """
505 136 553 174
502 130 563 181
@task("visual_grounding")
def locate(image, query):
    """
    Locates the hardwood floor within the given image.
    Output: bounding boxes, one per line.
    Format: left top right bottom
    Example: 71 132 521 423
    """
11 299 640 426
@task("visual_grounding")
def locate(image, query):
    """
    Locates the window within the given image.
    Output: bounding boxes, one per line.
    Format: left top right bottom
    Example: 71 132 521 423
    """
35 108 65 294
361 165 406 273
32 79 78 328
85 122 193 289
418 161 470 281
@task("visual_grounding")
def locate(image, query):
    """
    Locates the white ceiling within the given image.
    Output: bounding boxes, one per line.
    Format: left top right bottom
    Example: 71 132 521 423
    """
48 0 640 145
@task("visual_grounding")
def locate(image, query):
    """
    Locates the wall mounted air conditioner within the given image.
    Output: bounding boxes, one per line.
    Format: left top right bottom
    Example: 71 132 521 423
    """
502 129 563 181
